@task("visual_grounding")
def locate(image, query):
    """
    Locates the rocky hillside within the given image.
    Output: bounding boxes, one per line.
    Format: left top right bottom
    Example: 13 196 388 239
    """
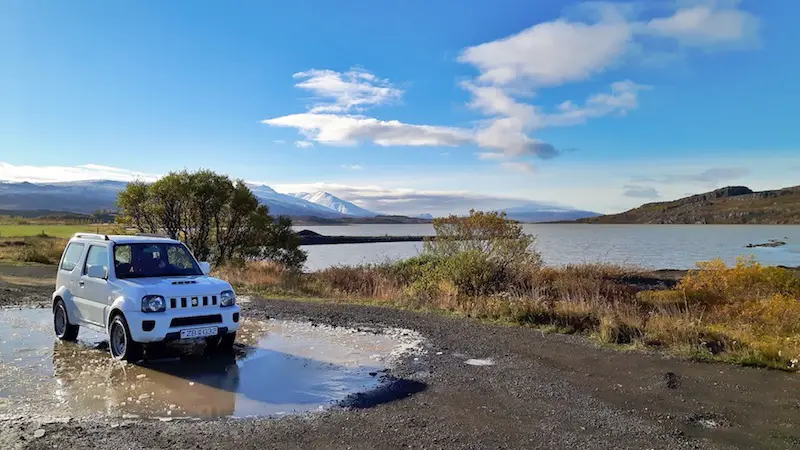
578 185 800 224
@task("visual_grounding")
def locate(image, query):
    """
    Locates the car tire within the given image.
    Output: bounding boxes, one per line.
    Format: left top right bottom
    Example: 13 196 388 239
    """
54 300 80 341
219 332 236 352
109 314 143 362
205 332 236 355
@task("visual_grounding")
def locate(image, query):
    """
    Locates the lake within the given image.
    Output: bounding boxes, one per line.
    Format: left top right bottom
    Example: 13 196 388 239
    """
293 224 800 272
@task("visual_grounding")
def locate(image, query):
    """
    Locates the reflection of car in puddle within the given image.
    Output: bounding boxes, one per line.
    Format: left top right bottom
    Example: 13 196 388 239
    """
1 308 421 419
51 340 240 418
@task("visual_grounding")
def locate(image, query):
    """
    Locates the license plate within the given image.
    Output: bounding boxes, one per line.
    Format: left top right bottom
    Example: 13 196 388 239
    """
180 327 218 339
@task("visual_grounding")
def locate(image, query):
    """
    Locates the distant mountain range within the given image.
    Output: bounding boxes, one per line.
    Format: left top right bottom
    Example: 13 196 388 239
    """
576 185 800 224
0 180 601 223
0 180 356 219
0 180 123 214
501 204 600 222
291 191 378 217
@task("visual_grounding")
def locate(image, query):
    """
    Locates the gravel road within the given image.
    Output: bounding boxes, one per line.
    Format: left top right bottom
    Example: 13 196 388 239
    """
1 265 798 449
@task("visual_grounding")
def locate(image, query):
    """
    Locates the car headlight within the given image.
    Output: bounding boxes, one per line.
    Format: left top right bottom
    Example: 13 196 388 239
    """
141 295 166 313
220 290 236 307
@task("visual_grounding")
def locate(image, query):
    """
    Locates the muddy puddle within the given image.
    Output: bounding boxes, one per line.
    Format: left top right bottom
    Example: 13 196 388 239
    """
0 308 423 420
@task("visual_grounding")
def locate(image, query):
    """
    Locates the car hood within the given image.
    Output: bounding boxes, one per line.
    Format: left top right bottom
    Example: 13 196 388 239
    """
115 276 232 297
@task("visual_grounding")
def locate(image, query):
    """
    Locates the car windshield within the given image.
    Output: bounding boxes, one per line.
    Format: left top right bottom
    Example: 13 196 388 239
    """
114 243 202 279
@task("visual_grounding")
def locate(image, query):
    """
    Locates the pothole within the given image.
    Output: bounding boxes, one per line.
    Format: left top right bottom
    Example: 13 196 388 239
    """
0 307 425 420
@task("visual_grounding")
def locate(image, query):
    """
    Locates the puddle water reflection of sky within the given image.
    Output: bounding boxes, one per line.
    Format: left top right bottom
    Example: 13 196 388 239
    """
0 308 413 419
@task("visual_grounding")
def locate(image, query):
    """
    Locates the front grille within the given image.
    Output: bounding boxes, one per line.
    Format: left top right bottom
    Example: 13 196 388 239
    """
169 295 217 309
170 314 222 327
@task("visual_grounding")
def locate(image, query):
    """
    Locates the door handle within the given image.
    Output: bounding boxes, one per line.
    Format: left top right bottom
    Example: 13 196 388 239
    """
78 280 85 287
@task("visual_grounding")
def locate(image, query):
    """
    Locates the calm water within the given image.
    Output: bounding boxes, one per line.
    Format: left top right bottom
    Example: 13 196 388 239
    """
0 308 419 419
293 224 800 271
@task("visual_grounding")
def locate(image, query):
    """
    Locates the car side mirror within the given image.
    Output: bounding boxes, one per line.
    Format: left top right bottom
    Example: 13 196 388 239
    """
87 264 108 279
199 262 211 275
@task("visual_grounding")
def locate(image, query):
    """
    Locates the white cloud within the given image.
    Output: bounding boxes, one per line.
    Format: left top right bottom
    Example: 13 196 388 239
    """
647 2 759 47
265 113 472 147
263 1 760 167
293 68 403 113
534 80 648 128
477 152 506 161
295 140 314 148
500 162 536 174
341 164 364 170
474 117 560 157
0 162 158 183
458 19 632 87
461 82 535 119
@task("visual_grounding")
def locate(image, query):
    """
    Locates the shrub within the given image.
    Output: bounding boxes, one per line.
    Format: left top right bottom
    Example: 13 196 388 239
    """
679 256 800 306
424 209 541 270
13 237 64 264
117 170 306 269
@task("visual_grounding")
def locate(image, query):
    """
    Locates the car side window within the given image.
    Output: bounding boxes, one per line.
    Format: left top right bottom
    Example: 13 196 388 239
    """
60 243 85 272
84 245 109 276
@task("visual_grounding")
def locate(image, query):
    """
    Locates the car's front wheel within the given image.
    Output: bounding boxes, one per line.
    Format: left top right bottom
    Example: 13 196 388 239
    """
54 299 80 341
109 314 143 362
205 332 236 355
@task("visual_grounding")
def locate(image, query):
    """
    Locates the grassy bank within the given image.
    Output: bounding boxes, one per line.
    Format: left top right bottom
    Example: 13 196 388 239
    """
217 257 800 371
0 236 66 265
0 222 127 264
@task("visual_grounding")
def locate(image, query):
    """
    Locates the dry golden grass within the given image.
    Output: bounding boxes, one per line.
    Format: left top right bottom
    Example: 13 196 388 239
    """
0 236 66 265
220 256 800 371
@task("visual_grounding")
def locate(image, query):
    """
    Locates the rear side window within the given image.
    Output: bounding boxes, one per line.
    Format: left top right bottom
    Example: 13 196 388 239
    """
84 246 109 274
60 243 85 271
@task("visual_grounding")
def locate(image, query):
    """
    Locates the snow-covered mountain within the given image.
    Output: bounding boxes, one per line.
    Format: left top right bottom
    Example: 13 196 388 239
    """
246 184 346 218
0 180 347 218
0 180 598 222
291 191 378 217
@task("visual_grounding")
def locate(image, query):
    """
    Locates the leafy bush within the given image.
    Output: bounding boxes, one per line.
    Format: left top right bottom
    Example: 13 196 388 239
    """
679 256 800 305
117 170 306 269
424 210 541 270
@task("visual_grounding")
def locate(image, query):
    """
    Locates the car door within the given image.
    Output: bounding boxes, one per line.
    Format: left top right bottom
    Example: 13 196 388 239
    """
58 242 87 324
77 244 112 327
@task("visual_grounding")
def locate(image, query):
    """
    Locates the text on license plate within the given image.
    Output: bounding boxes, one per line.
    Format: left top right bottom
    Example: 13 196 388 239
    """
180 327 218 339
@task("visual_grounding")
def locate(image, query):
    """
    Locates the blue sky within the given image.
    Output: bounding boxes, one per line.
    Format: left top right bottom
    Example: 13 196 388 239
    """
2 0 799 215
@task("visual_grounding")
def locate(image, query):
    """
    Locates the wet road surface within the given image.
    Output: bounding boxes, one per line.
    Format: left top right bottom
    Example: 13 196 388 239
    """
0 308 423 420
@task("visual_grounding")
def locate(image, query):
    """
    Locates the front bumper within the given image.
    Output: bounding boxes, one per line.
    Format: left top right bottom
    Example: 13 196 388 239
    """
125 305 241 343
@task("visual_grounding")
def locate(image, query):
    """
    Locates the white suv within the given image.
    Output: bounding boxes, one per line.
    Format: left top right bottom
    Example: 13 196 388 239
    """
52 233 241 361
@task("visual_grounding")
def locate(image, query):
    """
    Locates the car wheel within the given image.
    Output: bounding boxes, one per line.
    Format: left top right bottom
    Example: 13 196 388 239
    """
109 314 143 362
54 300 79 341
205 332 236 355
218 332 236 352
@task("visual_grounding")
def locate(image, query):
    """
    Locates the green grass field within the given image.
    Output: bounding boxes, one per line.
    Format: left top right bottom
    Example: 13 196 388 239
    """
0 224 115 238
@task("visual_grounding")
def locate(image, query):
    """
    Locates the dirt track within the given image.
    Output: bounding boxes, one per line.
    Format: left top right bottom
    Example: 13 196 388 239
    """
1 265 799 449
